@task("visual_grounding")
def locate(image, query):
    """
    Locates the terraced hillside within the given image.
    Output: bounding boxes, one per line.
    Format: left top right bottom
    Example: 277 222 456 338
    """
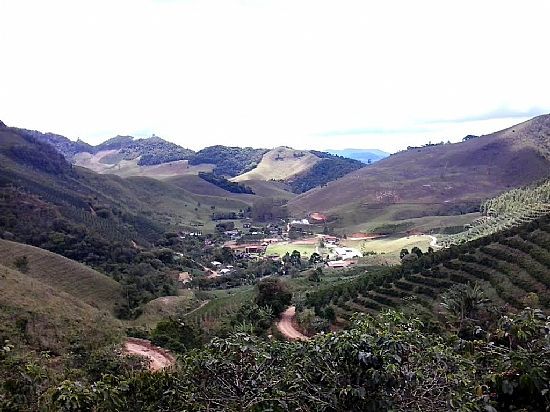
306 213 550 321
0 239 123 313
439 179 550 246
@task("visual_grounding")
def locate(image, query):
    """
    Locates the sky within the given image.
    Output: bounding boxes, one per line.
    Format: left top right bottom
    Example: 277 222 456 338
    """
1 0 549 153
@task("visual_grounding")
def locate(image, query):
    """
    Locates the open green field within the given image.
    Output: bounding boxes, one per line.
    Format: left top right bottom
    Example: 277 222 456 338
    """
343 235 433 255
265 242 318 257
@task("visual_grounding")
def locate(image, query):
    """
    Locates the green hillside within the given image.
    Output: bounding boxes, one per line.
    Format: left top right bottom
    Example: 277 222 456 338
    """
0 263 122 353
439 179 550 246
288 114 550 230
306 213 550 321
0 239 122 313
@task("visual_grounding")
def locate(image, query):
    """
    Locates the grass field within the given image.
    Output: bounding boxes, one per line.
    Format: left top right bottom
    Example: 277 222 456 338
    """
343 235 433 255
265 242 318 257
233 147 320 182
0 239 122 313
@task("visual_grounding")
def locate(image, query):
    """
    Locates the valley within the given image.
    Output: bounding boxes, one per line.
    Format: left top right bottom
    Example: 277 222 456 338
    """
0 115 549 411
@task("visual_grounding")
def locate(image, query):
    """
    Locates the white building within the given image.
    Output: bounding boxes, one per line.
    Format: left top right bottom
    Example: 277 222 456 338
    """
333 247 361 260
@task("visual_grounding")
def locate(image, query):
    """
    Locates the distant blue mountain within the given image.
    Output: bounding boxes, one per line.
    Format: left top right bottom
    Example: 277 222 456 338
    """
325 148 390 164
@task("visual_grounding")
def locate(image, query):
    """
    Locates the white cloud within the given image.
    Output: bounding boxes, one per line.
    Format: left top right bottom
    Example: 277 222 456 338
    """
1 0 549 152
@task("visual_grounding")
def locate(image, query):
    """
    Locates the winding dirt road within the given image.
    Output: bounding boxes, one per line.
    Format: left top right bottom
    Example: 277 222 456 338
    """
277 306 309 341
124 338 175 371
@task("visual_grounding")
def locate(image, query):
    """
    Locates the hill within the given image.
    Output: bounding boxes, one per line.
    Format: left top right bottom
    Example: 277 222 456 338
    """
233 147 320 182
0 262 122 354
288 114 550 230
18 128 195 166
17 123 365 195
188 145 268 177
306 212 550 320
325 148 390 163
233 147 365 193
0 124 248 315
0 239 122 313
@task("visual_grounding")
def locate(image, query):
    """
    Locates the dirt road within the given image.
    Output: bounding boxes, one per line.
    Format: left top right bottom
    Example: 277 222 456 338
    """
277 306 308 341
124 338 175 371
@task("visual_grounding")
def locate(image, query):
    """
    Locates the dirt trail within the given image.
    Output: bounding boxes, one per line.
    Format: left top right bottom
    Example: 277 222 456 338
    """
183 300 210 316
277 306 309 341
124 338 175 371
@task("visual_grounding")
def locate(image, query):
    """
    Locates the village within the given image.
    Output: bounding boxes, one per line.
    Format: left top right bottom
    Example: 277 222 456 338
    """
175 212 394 287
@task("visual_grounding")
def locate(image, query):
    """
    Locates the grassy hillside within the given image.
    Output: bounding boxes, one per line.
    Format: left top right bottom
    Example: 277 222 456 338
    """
0 124 241 238
0 263 121 354
233 147 320 182
0 239 122 313
165 175 296 204
306 213 550 321
74 153 214 179
288 114 550 229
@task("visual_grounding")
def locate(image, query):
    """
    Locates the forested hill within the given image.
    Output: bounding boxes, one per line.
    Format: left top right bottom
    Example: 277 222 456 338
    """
188 145 269 176
17 128 196 166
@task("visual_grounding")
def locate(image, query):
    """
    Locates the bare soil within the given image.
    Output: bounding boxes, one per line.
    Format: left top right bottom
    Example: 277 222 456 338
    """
124 338 175 371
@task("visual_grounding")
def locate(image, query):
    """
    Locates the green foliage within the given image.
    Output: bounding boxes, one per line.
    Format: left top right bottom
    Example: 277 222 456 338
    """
440 179 550 246
189 145 268 177
288 154 364 193
251 197 288 222
198 172 254 194
255 278 291 317
150 318 201 353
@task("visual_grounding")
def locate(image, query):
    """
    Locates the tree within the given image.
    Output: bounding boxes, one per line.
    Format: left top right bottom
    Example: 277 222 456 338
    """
399 248 409 259
308 267 322 283
411 246 423 257
290 250 302 267
309 252 323 266
256 278 292 317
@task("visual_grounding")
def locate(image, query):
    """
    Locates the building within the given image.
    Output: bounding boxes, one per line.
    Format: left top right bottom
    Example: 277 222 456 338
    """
333 247 362 260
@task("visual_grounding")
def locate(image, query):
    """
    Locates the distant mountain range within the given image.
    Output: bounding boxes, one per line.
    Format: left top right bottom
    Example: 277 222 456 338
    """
325 148 390 163
7 127 369 194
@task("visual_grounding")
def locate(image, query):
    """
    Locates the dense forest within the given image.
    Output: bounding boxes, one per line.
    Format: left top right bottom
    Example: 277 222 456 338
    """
189 145 268 176
198 172 255 194
288 154 364 193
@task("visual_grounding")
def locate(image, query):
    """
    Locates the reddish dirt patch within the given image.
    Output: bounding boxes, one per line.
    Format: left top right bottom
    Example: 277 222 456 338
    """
124 338 175 371
276 306 308 341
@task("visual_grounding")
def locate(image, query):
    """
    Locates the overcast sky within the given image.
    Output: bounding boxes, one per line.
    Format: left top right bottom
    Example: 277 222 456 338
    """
1 0 549 153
